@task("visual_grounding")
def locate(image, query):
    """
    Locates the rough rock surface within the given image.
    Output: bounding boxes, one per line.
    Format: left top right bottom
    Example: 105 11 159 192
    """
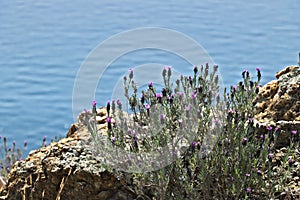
0 108 137 200
254 66 300 148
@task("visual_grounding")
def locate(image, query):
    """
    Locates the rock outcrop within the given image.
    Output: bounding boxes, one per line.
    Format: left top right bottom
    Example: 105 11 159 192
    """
0 108 137 200
254 66 300 148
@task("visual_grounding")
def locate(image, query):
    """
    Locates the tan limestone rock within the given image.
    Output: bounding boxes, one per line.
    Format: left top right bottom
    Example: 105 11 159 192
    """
254 66 300 148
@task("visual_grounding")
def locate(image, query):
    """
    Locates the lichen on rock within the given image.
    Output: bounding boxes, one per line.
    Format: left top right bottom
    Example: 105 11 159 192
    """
254 66 300 148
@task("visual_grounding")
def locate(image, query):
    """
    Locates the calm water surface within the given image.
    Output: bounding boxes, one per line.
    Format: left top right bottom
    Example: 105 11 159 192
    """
0 0 299 153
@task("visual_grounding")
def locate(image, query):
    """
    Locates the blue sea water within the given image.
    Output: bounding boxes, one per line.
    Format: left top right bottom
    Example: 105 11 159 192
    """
0 0 299 154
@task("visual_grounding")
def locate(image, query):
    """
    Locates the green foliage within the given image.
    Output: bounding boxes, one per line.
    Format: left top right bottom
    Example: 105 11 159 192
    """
0 137 26 180
0 134 62 181
87 64 298 199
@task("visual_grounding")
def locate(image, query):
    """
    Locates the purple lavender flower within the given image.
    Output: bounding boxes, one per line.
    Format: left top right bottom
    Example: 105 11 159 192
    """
92 100 97 114
111 100 115 111
267 126 272 131
198 86 203 93
160 114 165 124
167 66 172 77
208 90 212 100
192 90 197 98
166 95 170 103
141 93 145 104
191 92 197 105
156 93 162 103
193 65 198 74
145 104 150 110
216 92 220 103
178 119 183 127
257 170 262 176
256 67 261 80
188 76 193 86
260 134 264 140
242 137 248 145
185 105 191 118
289 157 294 166
249 80 254 88
177 91 183 100
185 105 191 111
242 69 248 78
180 74 184 81
245 173 250 178
255 85 260 94
291 130 297 135
249 118 254 123
214 75 219 85
246 187 252 194
213 65 218 72
162 88 167 97
106 100 111 115
111 137 116 144
106 117 112 130
117 99 122 107
268 153 274 160
162 66 168 77
170 93 174 104
131 130 136 135
148 81 153 89
191 141 197 148
129 68 133 79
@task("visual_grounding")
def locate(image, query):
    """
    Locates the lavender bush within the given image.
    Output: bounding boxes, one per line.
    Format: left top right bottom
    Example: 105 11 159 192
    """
85 64 300 199
0 136 27 180
0 135 61 182
0 64 298 198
